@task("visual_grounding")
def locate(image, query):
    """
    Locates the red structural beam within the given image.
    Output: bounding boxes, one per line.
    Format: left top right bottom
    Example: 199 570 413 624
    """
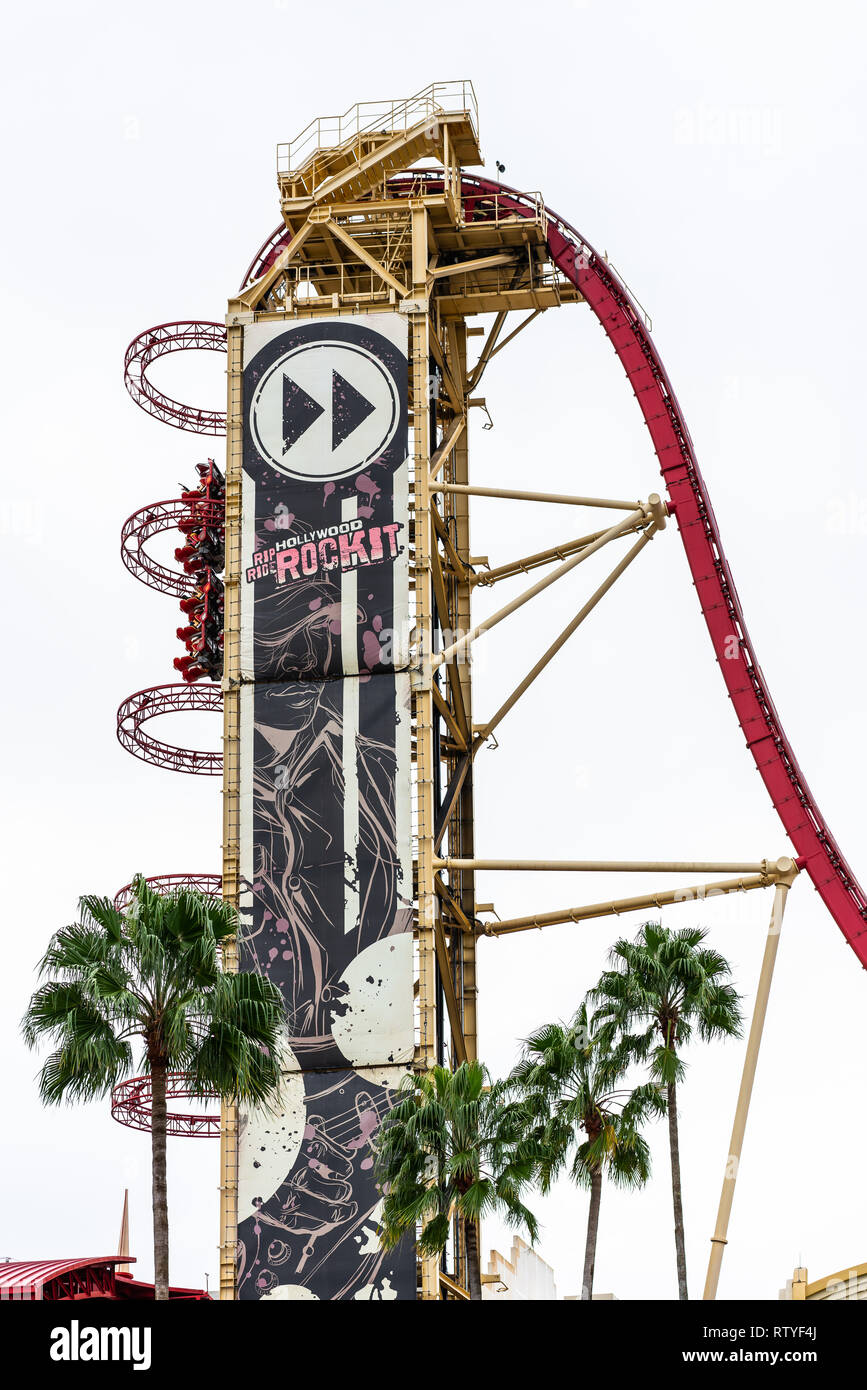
116 683 223 776
123 321 227 435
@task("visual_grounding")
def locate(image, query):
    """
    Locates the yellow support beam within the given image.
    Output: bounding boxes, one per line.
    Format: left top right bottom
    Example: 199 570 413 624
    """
326 218 409 297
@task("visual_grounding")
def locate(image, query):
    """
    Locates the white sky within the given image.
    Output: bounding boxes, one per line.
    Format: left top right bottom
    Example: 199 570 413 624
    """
2 0 866 1301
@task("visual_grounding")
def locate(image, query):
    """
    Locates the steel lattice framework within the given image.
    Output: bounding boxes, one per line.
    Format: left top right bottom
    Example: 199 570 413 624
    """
116 683 223 775
123 321 227 434
111 1074 220 1139
114 872 223 910
121 498 223 598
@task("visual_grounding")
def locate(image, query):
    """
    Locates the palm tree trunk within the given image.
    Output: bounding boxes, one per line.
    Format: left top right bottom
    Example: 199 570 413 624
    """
464 1218 482 1301
151 1061 170 1300
581 1167 603 1301
667 1079 688 1300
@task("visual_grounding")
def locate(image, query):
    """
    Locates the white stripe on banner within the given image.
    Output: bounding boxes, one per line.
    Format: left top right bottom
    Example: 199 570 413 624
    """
238 683 255 948
342 496 360 936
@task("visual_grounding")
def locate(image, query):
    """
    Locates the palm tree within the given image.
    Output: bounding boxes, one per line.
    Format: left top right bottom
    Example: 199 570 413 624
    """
22 875 284 1300
591 922 743 1301
510 1001 663 1300
373 1059 538 1300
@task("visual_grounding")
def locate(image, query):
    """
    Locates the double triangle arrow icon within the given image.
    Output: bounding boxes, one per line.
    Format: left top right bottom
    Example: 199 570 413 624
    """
332 370 376 449
282 376 324 452
282 370 376 456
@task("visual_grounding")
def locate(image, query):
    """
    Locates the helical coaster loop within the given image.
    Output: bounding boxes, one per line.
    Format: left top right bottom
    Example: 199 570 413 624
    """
123 321 227 435
114 872 223 911
111 1073 220 1139
116 683 223 776
121 499 214 599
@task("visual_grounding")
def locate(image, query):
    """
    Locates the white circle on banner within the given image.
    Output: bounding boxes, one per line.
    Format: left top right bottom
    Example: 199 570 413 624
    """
249 340 401 481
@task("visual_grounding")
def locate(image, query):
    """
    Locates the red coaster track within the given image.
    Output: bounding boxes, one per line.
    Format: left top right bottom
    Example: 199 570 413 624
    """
116 683 223 775
243 176 867 967
122 499 207 598
111 1073 220 1138
538 191 867 966
118 330 228 1142
123 321 227 435
114 873 223 910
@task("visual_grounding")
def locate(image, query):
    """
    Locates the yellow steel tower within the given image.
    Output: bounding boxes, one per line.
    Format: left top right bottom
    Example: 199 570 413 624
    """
218 82 803 1302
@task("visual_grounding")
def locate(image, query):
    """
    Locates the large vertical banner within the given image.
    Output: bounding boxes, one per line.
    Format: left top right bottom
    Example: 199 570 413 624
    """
235 316 416 1301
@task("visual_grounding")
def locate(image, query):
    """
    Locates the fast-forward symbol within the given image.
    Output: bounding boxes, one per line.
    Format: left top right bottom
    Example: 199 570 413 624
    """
249 334 402 482
282 371 376 456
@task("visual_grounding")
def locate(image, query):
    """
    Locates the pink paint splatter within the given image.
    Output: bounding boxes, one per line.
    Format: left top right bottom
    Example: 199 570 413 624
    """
362 630 381 670
323 602 342 635
356 473 380 501
347 1107 380 1152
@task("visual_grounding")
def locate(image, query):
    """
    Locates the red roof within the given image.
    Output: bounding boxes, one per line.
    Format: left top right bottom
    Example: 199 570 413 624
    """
114 1273 210 1300
0 1257 127 1301
0 1257 210 1301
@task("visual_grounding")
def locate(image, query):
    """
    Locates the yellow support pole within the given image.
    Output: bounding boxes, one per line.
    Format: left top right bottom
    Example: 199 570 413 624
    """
410 203 439 1302
703 868 797 1300
485 863 794 936
218 320 244 1302
432 507 647 668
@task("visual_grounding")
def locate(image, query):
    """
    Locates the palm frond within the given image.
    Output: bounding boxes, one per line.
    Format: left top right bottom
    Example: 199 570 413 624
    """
24 885 283 1118
373 1059 538 1259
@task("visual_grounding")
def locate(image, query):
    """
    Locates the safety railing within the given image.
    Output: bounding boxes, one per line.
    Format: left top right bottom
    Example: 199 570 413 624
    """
277 80 478 179
460 187 547 237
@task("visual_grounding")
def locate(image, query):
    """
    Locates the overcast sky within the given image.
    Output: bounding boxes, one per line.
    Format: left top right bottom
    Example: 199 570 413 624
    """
2 0 866 1301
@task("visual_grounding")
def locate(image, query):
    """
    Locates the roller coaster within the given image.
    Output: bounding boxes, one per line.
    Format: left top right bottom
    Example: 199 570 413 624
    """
114 81 864 1301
